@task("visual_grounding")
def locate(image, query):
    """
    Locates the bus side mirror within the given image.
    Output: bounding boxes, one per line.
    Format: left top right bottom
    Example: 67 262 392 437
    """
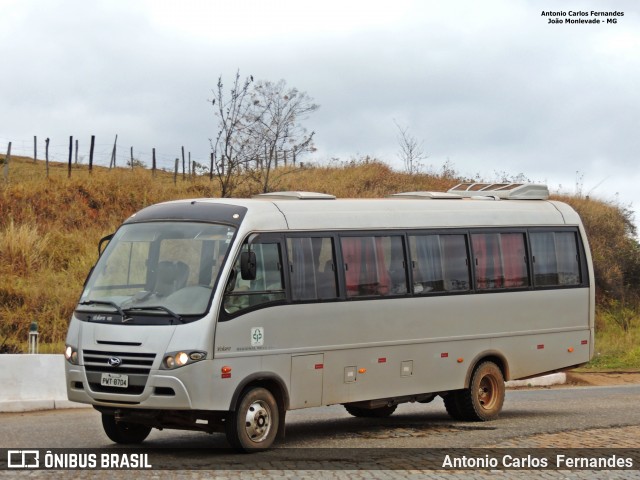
240 251 257 281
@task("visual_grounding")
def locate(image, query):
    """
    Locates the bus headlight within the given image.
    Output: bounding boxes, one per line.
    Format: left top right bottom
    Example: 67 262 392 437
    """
162 350 207 370
64 345 78 364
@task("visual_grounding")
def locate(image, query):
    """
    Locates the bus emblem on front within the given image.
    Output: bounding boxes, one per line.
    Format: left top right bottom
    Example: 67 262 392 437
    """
108 357 122 367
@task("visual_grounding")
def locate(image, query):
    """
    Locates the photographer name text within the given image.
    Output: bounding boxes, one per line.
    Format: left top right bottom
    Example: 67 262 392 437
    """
542 10 624 25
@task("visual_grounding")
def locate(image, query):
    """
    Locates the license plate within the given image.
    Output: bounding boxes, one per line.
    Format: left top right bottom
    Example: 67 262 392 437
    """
101 373 129 388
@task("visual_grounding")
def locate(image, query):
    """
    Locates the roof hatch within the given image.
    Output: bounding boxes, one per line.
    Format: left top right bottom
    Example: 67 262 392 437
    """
253 191 336 200
447 183 549 200
390 191 463 200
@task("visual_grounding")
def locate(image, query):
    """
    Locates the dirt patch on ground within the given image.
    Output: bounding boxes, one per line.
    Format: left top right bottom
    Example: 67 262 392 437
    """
564 371 640 386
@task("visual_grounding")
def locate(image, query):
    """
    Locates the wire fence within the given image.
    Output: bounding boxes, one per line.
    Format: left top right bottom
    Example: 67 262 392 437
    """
1 135 213 184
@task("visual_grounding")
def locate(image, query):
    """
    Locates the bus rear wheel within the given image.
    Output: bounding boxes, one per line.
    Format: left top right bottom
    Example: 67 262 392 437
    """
101 413 152 444
443 393 464 420
344 404 397 418
455 361 505 421
226 387 279 452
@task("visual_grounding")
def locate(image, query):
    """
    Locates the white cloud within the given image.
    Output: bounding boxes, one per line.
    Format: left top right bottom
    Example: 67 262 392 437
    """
1 0 638 230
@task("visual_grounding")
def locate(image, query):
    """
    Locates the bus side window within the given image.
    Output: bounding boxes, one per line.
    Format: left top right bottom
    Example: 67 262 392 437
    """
340 236 407 298
409 234 470 293
530 231 581 287
472 232 529 290
223 242 286 314
287 237 338 301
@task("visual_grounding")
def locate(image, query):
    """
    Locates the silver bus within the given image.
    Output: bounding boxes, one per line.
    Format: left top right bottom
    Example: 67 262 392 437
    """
65 183 594 450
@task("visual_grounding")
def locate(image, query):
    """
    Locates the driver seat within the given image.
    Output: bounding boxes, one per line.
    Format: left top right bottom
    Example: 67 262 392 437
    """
155 261 190 296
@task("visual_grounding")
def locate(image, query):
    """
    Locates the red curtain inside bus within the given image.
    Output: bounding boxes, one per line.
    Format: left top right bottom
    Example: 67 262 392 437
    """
341 237 391 297
472 233 527 289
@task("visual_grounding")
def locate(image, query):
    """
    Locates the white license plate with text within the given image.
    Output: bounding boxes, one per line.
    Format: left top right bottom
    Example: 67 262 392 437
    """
100 373 129 388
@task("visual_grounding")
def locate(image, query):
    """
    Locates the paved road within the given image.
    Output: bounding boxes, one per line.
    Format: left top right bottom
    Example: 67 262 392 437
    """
1 384 639 478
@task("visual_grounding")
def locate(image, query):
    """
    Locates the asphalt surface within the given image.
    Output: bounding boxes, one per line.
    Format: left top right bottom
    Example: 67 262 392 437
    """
0 384 639 478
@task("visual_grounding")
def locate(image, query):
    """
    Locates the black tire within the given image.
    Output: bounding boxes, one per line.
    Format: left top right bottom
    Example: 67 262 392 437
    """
455 361 505 421
226 387 279 452
443 392 465 420
344 404 397 418
101 413 151 444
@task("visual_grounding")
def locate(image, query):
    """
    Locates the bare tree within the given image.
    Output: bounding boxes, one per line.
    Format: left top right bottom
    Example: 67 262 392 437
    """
209 71 261 197
210 72 319 197
394 120 427 175
248 79 319 192
210 72 319 196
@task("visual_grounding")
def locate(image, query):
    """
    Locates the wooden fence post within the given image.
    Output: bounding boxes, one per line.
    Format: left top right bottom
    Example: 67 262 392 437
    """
75 139 79 164
174 158 179 185
33 136 37 163
209 152 214 181
3 142 10 182
45 138 50 178
68 136 73 178
130 146 134 169
110 134 118 168
152 148 157 177
181 146 185 180
89 135 95 173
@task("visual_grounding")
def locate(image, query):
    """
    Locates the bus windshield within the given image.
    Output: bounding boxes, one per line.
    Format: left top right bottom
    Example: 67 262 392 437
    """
77 222 235 321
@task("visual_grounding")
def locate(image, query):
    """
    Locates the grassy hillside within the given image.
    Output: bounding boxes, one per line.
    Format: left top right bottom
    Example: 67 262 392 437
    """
1 155 639 367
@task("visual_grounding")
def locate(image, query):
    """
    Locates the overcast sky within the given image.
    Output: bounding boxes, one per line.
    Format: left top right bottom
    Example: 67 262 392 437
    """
2 0 638 232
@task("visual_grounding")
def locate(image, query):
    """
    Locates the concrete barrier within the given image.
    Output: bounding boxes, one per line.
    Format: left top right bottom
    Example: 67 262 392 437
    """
0 354 87 412
506 373 567 388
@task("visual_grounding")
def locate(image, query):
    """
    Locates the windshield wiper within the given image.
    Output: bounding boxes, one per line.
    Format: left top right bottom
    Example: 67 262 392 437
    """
78 300 132 322
122 306 184 324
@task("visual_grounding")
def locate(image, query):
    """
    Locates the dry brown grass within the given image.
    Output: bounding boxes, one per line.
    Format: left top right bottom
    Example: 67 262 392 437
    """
556 195 640 306
1 155 639 364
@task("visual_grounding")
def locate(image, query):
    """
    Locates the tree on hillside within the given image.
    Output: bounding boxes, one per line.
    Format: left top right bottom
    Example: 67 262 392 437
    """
209 71 262 197
209 71 319 196
248 80 318 193
394 120 427 175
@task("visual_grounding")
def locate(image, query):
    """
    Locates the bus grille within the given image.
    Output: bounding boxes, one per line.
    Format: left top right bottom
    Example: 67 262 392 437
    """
83 349 156 395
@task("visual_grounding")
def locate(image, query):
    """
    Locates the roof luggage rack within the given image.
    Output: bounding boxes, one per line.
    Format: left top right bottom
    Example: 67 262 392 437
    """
447 183 549 200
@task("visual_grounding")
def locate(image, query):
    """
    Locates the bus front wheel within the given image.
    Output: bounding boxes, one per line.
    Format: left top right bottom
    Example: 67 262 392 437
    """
455 361 505 421
226 387 279 452
101 413 151 444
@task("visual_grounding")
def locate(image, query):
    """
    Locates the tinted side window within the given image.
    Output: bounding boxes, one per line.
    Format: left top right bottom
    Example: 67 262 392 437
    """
409 234 470 293
530 231 581 286
224 242 285 314
287 237 338 301
472 233 529 290
340 236 407 297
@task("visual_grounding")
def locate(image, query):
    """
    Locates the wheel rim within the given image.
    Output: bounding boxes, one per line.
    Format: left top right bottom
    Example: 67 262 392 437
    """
244 400 272 443
477 374 499 410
